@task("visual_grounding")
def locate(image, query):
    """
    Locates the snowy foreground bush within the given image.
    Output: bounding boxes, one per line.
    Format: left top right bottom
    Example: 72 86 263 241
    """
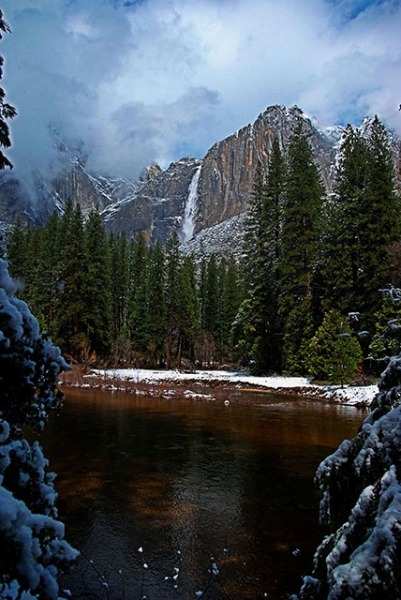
294 355 401 599
0 257 78 599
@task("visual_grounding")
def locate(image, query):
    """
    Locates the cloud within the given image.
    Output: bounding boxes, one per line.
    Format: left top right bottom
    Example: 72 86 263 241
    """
91 86 219 174
1 0 400 182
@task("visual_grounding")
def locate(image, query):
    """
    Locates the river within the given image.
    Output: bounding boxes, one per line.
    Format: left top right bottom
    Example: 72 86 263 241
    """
39 388 366 599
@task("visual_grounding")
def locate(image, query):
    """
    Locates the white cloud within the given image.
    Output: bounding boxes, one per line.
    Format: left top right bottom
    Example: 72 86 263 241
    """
1 0 400 180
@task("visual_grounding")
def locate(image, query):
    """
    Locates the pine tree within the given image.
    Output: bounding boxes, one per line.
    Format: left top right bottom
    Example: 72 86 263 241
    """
196 255 242 365
215 257 242 361
177 254 199 365
83 209 112 359
223 258 242 338
198 253 219 365
252 141 285 372
109 233 131 363
304 309 362 385
231 297 255 367
321 125 369 316
198 258 208 332
55 201 88 358
322 119 400 337
279 123 324 372
358 117 401 328
239 162 269 373
281 299 315 375
129 236 150 361
128 232 148 360
18 225 42 316
204 253 219 338
236 140 287 373
145 241 166 366
165 232 182 368
242 161 266 282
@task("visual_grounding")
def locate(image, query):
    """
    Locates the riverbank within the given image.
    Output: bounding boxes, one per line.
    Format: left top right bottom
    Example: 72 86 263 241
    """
60 367 378 407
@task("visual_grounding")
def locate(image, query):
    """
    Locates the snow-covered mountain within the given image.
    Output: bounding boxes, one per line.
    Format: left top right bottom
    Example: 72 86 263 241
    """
0 105 400 256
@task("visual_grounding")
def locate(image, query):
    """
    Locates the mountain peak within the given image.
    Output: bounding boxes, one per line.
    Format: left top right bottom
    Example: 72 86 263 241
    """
258 104 304 121
140 163 162 182
1 103 400 259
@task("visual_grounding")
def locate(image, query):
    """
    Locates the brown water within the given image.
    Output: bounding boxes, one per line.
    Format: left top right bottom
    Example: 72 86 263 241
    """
40 389 365 599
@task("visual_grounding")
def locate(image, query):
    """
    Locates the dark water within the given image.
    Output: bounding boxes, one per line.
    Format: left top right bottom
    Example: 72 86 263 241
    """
40 389 365 599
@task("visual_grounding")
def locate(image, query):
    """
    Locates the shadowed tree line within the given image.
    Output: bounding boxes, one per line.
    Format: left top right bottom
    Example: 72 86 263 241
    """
7 208 243 368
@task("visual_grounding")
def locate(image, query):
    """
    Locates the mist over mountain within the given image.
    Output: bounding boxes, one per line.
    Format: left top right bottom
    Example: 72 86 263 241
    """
1 104 400 258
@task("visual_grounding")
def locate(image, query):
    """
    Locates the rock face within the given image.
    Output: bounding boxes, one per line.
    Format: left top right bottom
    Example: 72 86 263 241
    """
0 105 399 254
0 160 138 231
102 105 339 245
103 158 201 245
194 105 336 233
52 165 137 216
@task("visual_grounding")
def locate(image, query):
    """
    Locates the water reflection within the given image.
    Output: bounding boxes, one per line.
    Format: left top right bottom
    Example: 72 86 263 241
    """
40 389 365 599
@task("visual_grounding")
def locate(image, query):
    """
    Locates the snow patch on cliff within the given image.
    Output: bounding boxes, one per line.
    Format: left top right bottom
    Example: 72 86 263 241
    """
182 213 247 260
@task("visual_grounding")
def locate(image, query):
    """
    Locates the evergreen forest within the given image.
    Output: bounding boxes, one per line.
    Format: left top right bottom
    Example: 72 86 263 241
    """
6 206 243 369
6 116 401 383
237 119 401 379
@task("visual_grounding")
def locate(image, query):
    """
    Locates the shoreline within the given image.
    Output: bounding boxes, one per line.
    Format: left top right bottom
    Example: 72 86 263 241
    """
60 366 378 408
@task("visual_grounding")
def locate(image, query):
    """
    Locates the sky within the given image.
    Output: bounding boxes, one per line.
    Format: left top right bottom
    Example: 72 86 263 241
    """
1 0 400 180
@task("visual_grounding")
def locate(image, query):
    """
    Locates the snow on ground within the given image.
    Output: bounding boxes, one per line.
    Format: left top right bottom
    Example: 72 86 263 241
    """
92 369 378 406
318 384 378 406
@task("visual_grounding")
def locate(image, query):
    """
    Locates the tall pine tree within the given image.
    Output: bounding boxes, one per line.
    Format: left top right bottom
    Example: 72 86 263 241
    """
34 211 62 333
322 119 400 337
83 209 112 359
321 125 369 316
249 141 285 373
177 254 199 365
145 241 166 366
359 116 401 328
279 123 324 373
165 232 182 368
109 233 131 362
128 232 148 361
55 201 88 358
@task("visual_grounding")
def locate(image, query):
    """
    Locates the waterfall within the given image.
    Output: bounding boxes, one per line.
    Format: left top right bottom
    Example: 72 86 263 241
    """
181 166 201 243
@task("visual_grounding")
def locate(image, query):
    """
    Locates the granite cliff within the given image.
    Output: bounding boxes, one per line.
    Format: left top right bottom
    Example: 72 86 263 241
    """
0 105 399 255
